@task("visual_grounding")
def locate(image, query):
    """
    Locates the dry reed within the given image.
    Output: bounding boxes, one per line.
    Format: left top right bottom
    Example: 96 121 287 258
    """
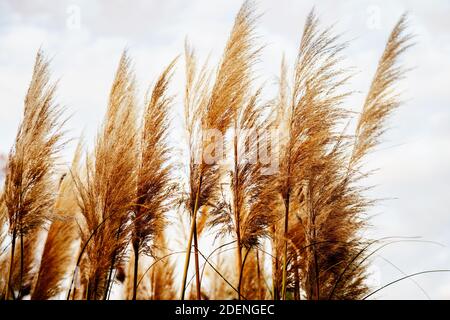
0 3 415 301
180 0 258 300
1 50 65 299
72 51 137 300
131 59 176 299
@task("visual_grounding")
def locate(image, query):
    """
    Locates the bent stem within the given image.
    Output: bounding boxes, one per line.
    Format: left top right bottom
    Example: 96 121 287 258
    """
196 246 247 300
281 194 290 300
6 226 17 300
18 230 24 299
193 218 201 299
66 208 123 300
233 122 243 300
104 225 124 300
180 175 202 300
236 242 243 299
256 250 262 299
237 247 251 300
363 270 450 300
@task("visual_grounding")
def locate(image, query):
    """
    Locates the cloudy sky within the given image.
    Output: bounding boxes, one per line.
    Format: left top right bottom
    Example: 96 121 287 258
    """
0 0 449 299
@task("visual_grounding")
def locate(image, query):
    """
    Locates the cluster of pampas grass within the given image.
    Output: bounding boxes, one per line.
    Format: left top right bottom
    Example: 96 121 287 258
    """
0 1 417 300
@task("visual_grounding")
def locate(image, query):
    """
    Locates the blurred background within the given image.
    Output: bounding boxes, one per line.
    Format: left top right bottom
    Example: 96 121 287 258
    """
0 0 449 299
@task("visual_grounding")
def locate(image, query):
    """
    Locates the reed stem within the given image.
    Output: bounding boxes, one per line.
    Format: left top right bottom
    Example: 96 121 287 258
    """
193 219 201 299
281 194 290 300
132 243 139 300
180 175 202 300
6 226 17 300
18 231 24 299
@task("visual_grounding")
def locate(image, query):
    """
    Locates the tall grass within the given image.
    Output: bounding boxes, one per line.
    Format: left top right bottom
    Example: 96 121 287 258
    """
72 52 138 300
0 2 419 300
131 59 176 300
180 1 258 300
1 51 66 299
31 142 81 300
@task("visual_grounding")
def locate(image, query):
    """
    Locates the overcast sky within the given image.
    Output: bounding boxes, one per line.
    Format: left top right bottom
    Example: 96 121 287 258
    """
0 0 449 299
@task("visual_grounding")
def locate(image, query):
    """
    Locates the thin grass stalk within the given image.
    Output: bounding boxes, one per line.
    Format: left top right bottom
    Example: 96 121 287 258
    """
236 244 243 299
31 164 79 300
192 218 201 299
6 227 17 299
233 119 243 300
256 250 262 299
103 228 121 300
66 210 117 299
363 270 450 300
237 247 251 299
18 231 24 298
180 175 202 300
196 245 247 299
271 224 280 300
281 194 290 300
293 252 300 300
132 243 139 300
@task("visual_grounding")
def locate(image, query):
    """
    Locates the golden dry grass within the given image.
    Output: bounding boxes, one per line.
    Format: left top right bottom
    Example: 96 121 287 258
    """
0 1 414 300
